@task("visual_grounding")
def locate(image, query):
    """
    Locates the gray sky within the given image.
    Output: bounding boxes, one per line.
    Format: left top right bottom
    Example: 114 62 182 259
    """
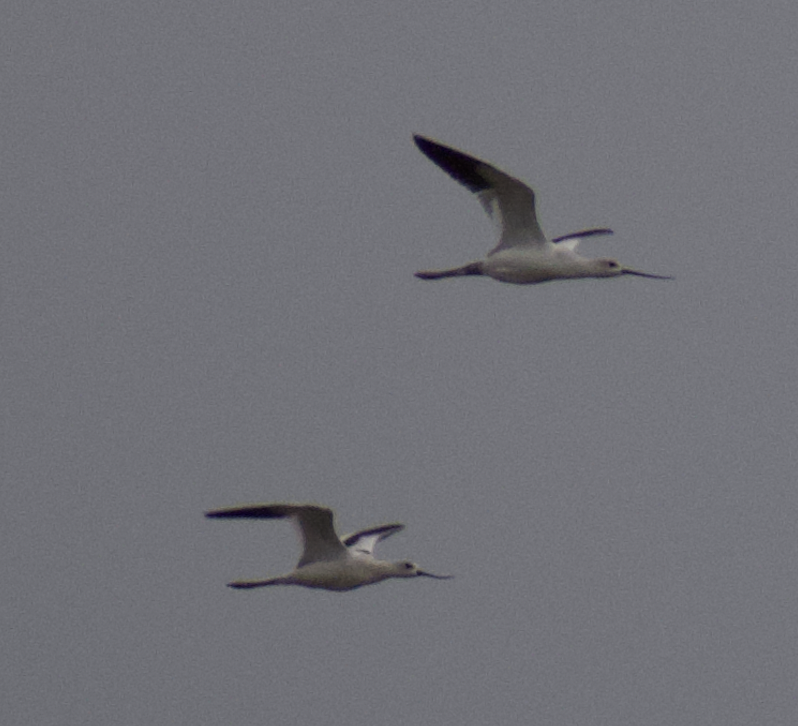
4 2 798 724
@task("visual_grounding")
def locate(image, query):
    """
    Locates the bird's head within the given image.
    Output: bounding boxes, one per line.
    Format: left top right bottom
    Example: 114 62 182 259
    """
593 258 673 280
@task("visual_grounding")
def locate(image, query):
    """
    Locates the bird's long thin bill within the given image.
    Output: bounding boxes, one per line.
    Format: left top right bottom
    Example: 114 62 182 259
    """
418 571 453 579
621 269 674 280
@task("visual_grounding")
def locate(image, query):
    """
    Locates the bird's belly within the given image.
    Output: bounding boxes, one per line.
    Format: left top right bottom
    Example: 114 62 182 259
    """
482 254 560 284
293 560 382 591
483 250 585 284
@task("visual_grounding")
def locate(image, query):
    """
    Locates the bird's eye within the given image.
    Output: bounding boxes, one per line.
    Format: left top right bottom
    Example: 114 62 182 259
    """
608 261 618 268
404 562 413 569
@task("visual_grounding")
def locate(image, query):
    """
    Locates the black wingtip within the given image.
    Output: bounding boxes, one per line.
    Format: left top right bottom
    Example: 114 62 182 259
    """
205 505 285 519
413 134 437 155
412 135 490 194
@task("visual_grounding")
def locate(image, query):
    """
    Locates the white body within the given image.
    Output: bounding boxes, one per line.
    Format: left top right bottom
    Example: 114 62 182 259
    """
482 246 614 284
268 559 408 591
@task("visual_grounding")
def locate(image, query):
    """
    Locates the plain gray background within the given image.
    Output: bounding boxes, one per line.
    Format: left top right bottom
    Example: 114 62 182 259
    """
4 1 798 724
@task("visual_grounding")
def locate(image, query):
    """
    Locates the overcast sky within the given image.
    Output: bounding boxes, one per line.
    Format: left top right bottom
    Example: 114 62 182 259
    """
5 2 798 725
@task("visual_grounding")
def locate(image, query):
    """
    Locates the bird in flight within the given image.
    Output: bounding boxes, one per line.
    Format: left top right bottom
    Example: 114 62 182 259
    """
413 135 672 284
206 503 452 592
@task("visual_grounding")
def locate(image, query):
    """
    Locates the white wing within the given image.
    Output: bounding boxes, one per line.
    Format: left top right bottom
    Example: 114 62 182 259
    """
205 503 349 567
342 523 405 558
414 135 549 254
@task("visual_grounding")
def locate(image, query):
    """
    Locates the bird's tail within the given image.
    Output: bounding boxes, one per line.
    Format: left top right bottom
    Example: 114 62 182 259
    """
415 261 483 280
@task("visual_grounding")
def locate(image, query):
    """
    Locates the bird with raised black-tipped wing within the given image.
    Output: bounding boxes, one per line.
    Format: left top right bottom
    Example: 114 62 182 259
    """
413 135 672 284
206 503 452 592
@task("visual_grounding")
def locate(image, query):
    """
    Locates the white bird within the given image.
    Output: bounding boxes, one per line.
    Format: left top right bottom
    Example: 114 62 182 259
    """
413 135 672 284
206 503 452 592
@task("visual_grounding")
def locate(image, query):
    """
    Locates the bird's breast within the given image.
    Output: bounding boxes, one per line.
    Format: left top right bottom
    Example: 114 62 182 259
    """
483 248 592 284
293 559 389 591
